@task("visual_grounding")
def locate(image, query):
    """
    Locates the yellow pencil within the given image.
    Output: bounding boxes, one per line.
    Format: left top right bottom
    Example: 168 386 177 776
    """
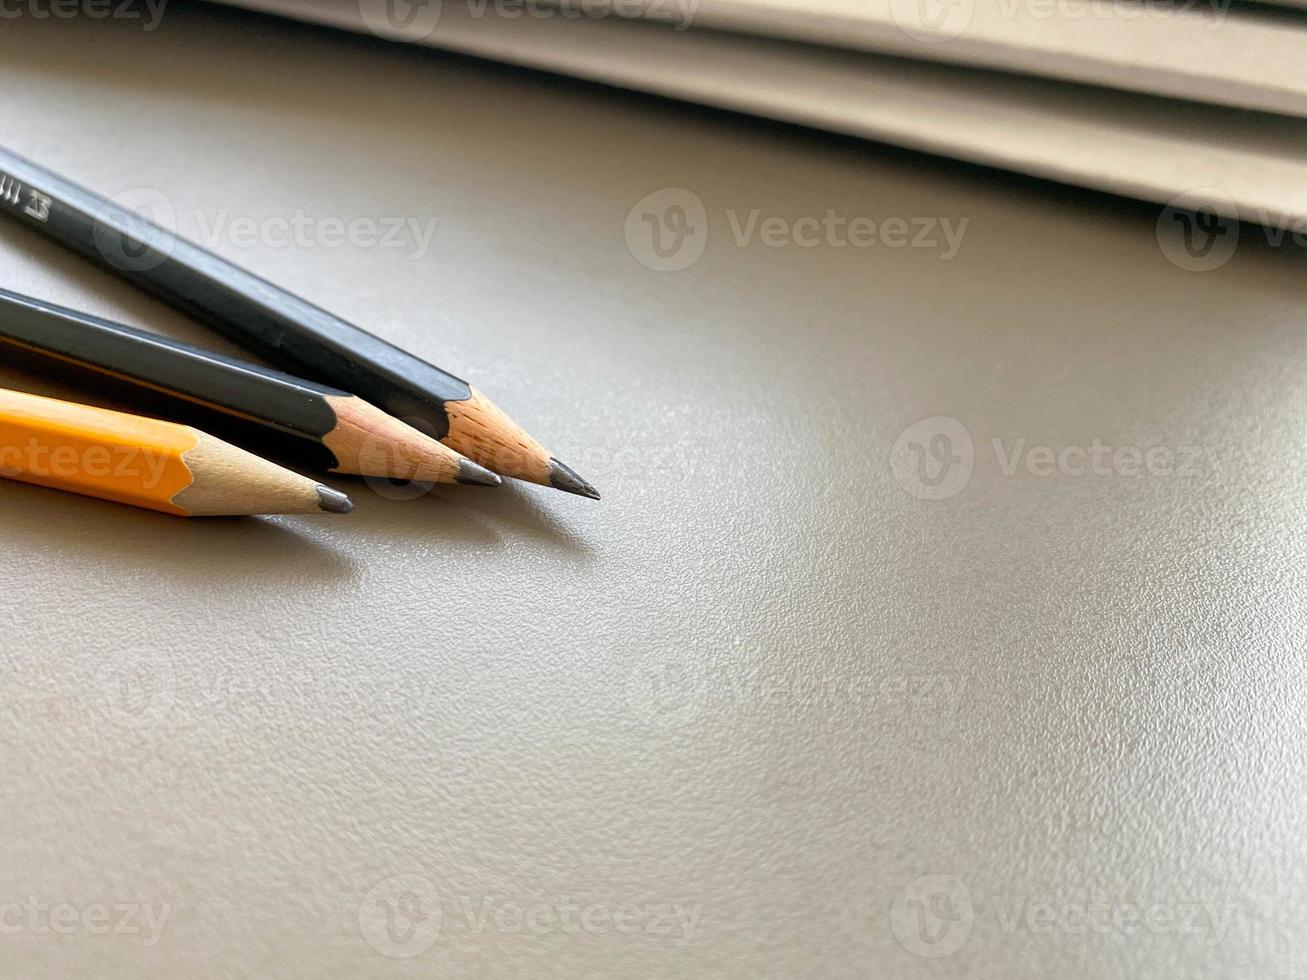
0 386 353 517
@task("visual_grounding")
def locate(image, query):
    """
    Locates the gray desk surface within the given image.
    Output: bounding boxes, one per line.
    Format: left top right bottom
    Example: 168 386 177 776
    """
0 5 1304 978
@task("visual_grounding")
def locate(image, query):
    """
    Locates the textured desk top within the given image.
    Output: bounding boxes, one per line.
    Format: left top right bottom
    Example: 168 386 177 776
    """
1 5 1304 978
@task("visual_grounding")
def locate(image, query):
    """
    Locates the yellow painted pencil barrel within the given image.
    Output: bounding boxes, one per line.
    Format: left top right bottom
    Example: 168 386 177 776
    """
0 386 353 517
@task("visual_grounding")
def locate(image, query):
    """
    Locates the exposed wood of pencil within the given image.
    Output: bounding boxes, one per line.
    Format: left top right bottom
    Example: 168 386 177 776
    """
444 386 552 484
322 395 500 486
0 387 352 517
0 288 497 486
0 146 598 498
445 387 600 499
175 431 352 516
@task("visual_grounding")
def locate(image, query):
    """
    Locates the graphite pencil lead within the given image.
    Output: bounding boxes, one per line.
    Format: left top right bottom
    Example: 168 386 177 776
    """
443 387 597 498
324 395 494 485
549 458 601 501
316 486 355 514
457 459 503 487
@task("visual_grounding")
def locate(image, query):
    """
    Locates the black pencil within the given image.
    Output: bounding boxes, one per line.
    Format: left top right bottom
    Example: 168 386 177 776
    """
0 146 600 500
0 287 502 487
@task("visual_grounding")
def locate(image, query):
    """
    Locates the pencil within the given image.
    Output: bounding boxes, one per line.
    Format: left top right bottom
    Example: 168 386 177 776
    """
0 386 353 517
0 146 601 500
0 287 502 487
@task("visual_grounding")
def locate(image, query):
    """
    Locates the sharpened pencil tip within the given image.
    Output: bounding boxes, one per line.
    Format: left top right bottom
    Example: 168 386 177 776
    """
457 458 503 487
316 486 355 514
549 458 601 500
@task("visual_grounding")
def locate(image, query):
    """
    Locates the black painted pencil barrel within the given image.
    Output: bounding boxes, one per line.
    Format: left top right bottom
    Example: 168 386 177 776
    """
0 287 356 472
0 146 472 439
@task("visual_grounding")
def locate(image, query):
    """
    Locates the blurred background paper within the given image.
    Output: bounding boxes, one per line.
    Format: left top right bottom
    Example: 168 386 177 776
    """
546 0 1307 118
208 0 1307 228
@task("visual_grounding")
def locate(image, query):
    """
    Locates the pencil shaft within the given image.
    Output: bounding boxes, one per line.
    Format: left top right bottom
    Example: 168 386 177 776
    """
0 286 345 441
0 147 471 438
0 386 350 516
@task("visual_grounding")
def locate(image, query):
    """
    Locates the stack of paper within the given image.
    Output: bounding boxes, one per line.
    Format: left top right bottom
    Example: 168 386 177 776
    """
209 0 1307 227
